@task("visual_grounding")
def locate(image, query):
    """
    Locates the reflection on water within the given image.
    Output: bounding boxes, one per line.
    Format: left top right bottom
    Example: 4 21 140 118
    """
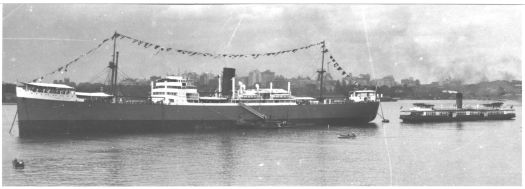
2 100 521 186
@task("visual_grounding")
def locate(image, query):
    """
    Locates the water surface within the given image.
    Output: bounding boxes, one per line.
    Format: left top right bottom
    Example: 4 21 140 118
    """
2 100 521 186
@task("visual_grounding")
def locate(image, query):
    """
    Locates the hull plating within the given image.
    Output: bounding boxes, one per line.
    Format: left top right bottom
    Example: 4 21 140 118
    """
17 98 379 136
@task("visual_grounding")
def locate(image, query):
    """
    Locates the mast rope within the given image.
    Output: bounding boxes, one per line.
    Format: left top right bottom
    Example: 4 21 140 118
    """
9 111 18 136
29 33 117 82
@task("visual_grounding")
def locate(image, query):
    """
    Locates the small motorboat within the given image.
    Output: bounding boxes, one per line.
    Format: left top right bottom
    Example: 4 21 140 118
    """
12 158 24 169
338 132 357 139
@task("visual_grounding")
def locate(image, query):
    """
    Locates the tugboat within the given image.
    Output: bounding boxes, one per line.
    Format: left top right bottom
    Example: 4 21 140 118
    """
400 92 516 123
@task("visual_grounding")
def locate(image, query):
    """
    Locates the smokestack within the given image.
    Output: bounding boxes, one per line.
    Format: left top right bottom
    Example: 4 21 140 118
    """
287 82 291 94
232 77 236 98
222 68 235 96
456 93 463 109
218 75 222 94
270 82 273 95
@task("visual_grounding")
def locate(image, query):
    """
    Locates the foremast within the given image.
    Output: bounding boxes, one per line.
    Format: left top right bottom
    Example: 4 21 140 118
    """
108 31 120 102
317 40 326 103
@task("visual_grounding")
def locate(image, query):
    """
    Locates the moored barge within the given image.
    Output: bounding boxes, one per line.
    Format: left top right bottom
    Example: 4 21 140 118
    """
400 93 516 123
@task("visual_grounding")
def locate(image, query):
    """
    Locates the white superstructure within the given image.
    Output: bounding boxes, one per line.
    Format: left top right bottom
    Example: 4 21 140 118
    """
349 90 379 102
16 82 113 102
16 82 80 102
150 76 200 105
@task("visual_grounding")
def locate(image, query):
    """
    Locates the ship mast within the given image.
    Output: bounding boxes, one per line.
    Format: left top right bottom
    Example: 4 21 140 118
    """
317 41 326 102
109 31 119 102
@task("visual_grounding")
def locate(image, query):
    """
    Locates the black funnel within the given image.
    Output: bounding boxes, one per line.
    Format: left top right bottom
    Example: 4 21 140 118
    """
456 93 463 109
222 68 235 96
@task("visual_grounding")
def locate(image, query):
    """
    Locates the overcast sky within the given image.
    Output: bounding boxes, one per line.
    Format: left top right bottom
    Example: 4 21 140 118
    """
2 4 521 84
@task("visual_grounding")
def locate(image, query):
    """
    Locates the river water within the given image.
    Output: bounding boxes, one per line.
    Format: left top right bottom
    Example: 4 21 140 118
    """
2 100 521 186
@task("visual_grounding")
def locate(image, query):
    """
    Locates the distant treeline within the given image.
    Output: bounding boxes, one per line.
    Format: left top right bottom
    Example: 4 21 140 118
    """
376 80 521 100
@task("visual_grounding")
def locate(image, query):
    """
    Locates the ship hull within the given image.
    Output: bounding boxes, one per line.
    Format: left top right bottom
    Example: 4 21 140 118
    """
17 98 379 137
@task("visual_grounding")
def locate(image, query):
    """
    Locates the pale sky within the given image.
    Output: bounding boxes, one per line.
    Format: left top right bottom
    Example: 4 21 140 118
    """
2 4 522 84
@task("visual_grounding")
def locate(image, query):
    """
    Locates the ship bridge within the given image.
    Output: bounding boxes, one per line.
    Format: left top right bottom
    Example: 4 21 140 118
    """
150 76 199 105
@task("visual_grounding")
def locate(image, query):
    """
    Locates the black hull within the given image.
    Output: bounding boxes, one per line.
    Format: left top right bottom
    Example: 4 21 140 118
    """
400 114 516 123
16 98 379 137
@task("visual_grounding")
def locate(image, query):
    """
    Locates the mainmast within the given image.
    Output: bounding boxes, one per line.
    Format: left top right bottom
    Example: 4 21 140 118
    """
317 41 326 102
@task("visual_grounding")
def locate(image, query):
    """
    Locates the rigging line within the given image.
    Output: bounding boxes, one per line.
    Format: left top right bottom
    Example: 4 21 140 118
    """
117 70 132 82
3 37 95 42
3 4 24 21
87 67 112 83
221 16 244 67
382 123 394 186
359 7 377 82
30 34 114 82
9 111 18 136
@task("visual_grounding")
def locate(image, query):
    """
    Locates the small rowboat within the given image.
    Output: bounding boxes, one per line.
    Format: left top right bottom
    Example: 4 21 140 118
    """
12 159 24 169
338 133 356 139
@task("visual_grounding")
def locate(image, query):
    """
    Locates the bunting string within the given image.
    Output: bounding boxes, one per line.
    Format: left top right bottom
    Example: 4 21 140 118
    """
116 32 324 59
31 32 359 84
30 33 116 82
326 49 359 86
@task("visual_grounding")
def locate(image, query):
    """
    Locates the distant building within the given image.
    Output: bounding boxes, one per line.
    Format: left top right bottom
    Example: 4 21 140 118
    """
182 72 199 82
353 74 371 86
260 70 275 87
237 76 249 87
374 75 397 87
248 69 261 87
401 77 420 87
199 72 216 86
291 77 317 88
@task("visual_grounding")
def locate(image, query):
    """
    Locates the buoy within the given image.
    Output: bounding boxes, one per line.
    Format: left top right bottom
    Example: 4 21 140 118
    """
12 158 24 169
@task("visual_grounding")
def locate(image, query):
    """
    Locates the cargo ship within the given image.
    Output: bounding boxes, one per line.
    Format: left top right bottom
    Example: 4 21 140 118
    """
14 35 380 137
400 92 516 123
